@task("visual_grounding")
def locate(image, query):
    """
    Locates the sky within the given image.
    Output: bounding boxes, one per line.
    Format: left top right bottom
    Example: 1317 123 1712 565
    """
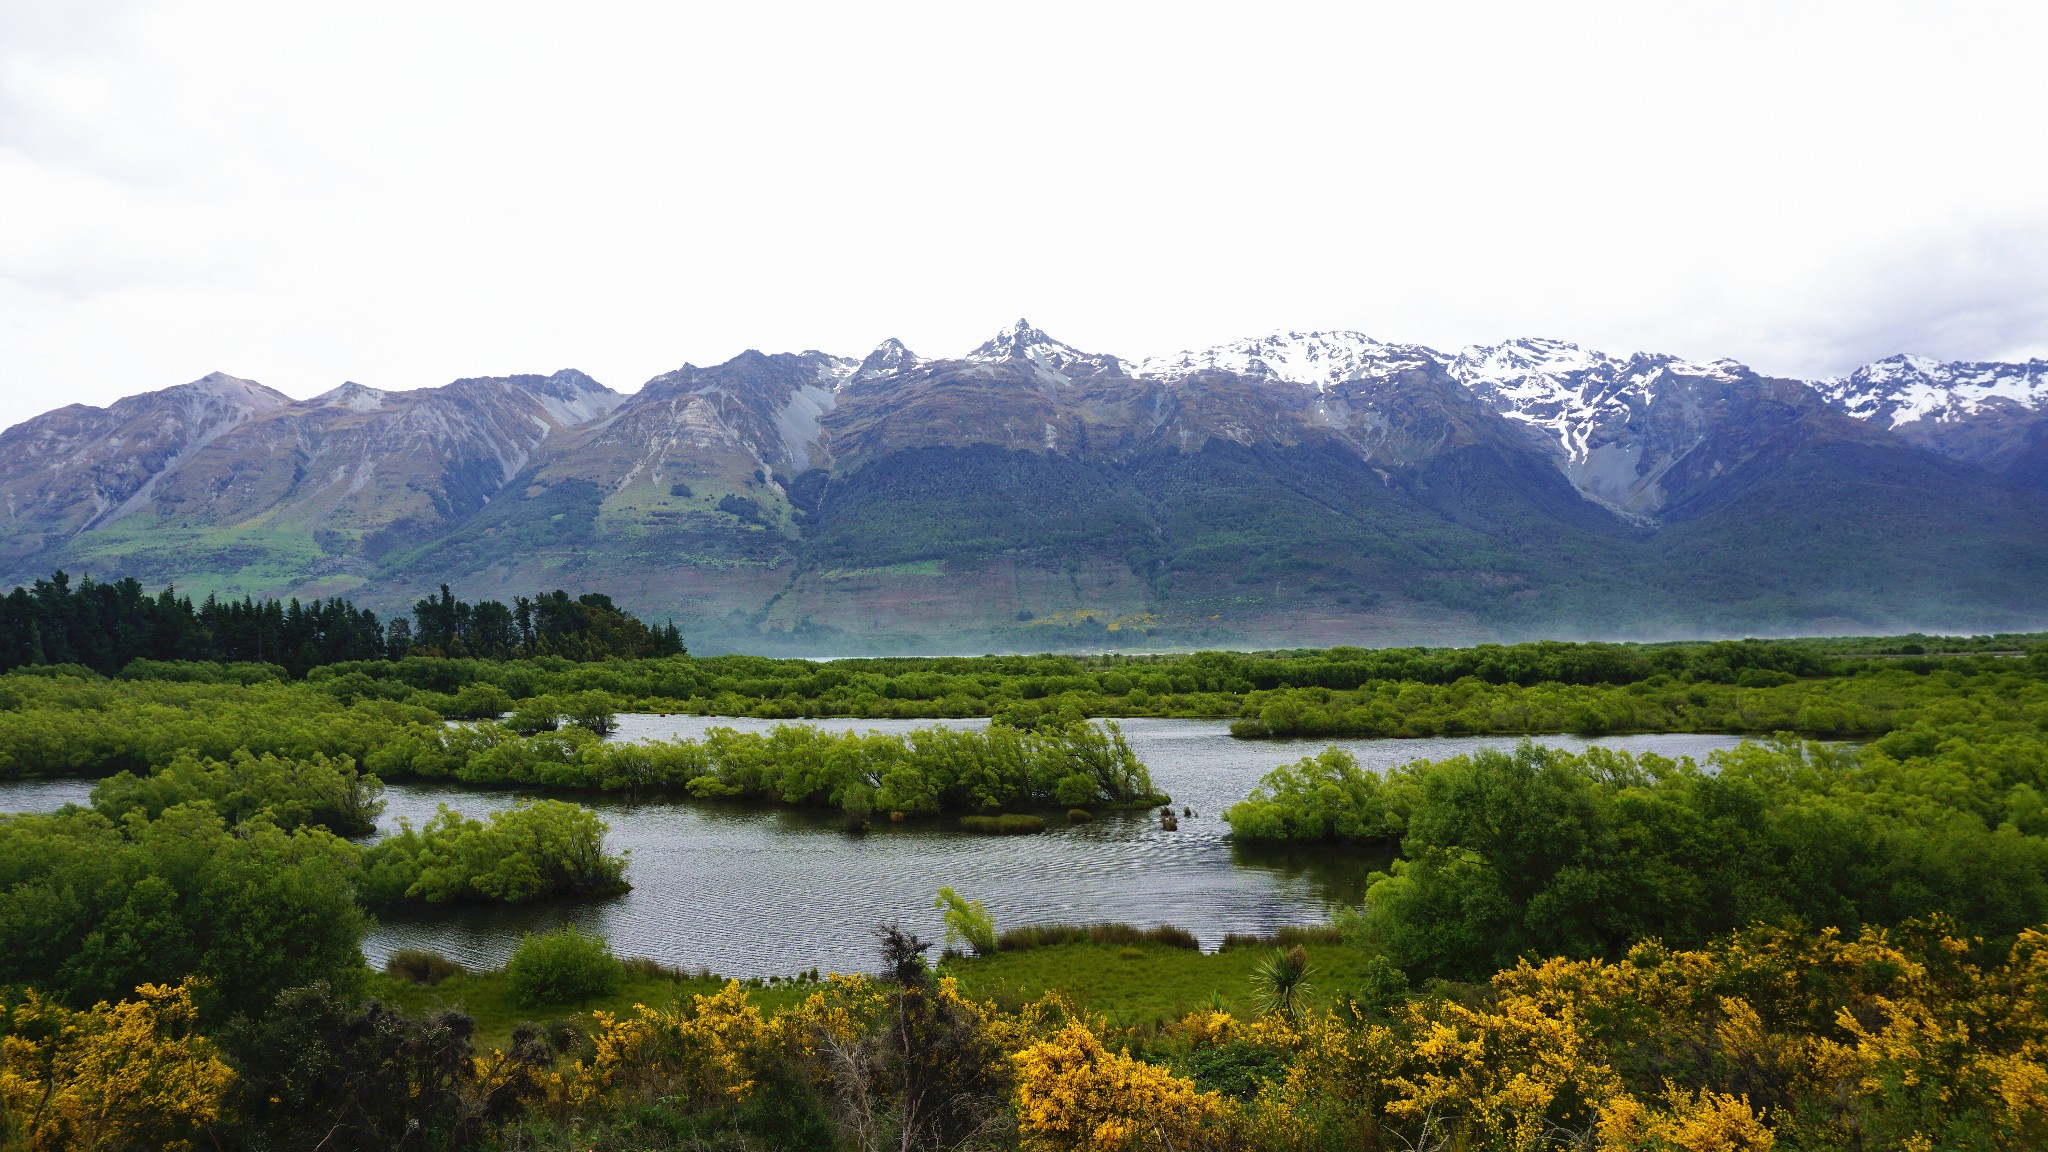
3 0 2046 430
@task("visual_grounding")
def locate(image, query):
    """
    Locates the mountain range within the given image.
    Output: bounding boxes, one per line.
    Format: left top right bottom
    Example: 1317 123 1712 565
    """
6 321 2046 653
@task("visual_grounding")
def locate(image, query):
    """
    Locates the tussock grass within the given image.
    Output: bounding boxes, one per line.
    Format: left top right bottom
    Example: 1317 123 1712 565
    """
384 949 464 986
1219 925 1346 951
958 813 1047 834
995 922 1200 952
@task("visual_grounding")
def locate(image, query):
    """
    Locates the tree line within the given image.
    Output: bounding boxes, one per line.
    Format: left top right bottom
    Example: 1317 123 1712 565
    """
0 571 684 676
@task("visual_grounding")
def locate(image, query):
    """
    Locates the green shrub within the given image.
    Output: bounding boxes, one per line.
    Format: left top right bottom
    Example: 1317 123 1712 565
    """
506 926 622 1006
445 682 514 719
1223 747 1400 843
502 699 562 735
91 748 385 837
0 804 368 1013
1351 739 2048 982
560 691 618 737
359 798 629 905
934 887 998 955
1183 1041 1290 1101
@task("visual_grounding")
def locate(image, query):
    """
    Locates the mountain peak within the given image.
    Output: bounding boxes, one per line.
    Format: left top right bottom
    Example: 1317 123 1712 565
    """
967 318 1064 361
1815 352 2048 428
168 372 291 410
854 338 928 384
1134 330 1435 391
1453 337 1612 378
313 381 388 413
536 368 613 396
964 319 1121 382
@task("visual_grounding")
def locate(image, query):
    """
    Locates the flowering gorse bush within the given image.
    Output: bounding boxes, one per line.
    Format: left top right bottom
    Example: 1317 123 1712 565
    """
0 979 232 1152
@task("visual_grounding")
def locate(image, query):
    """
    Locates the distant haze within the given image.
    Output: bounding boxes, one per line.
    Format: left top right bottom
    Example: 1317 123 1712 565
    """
4 1 2047 431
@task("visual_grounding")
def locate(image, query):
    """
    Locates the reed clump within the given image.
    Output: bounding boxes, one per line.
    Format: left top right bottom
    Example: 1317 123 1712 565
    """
994 922 1200 953
959 814 1047 835
1218 925 1345 951
383 948 464 986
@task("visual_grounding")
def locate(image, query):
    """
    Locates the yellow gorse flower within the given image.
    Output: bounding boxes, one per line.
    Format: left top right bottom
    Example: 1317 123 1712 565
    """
1012 1020 1235 1151
0 979 233 1152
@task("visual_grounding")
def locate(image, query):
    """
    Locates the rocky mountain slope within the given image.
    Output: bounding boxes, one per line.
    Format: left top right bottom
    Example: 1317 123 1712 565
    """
7 324 2046 651
0 371 620 599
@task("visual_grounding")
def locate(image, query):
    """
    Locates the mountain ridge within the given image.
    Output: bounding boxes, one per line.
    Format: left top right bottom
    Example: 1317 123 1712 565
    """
8 322 2046 652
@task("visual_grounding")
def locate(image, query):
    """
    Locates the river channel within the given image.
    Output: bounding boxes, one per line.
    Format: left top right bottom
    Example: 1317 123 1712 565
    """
0 717 1747 977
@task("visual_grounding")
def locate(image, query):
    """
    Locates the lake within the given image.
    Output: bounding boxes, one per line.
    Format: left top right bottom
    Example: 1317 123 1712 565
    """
0 716 1747 977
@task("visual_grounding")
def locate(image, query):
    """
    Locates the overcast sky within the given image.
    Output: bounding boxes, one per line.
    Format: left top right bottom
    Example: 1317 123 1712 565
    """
3 1 2046 430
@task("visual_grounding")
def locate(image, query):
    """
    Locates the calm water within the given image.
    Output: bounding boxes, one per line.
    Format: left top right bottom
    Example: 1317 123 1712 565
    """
0 717 1746 977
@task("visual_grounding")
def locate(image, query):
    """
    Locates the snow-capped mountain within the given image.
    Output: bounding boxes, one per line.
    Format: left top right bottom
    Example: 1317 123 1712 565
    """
1437 340 1777 516
1815 354 2048 427
10 319 2048 650
1443 338 1746 437
852 338 929 384
965 319 1124 383
1809 354 2048 481
1133 331 1439 390
1135 331 1781 515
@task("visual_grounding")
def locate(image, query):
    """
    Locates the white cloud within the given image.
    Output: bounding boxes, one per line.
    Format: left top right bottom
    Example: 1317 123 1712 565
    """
3 0 2046 427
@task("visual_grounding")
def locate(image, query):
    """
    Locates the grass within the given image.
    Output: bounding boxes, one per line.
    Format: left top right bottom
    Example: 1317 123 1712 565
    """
365 965 821 1052
994 922 1198 952
364 932 1379 1049
941 938 1382 1031
53 515 332 600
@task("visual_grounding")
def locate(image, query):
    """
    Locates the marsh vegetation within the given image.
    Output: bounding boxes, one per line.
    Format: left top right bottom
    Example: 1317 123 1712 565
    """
3 622 2047 1148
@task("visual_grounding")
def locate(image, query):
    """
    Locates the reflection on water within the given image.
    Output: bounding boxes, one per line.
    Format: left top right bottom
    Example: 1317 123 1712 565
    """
1229 841 1393 907
0 716 1746 977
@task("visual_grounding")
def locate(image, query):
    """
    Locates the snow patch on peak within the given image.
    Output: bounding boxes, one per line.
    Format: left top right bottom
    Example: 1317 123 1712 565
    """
967 318 1058 361
173 372 289 411
1134 331 1433 392
1451 337 1615 381
532 369 613 399
1814 354 2048 428
965 319 1121 383
523 370 623 425
315 382 387 413
537 385 623 427
853 338 928 384
1445 339 1755 467
797 351 859 389
1448 339 1746 398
